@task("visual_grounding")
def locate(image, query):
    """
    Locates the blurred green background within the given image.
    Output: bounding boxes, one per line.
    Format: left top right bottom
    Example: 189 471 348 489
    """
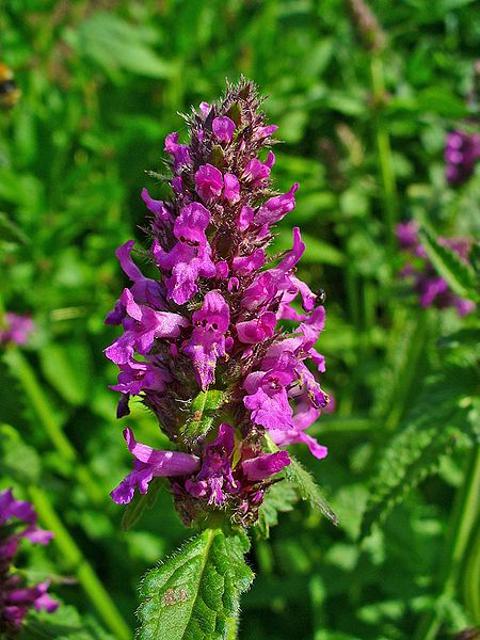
1 1 480 639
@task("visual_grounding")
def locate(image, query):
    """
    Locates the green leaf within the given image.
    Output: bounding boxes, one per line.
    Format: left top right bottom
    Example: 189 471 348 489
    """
284 455 338 525
137 528 254 640
20 604 115 639
361 367 478 538
39 342 92 406
180 390 226 442
64 13 174 80
419 227 479 302
122 478 164 531
0 211 29 244
0 423 41 483
256 481 298 538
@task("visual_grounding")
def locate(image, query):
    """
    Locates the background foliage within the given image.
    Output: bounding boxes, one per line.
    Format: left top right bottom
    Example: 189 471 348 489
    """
1 1 479 639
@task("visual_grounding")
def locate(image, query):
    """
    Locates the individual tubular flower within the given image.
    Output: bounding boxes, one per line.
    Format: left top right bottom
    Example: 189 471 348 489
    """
396 220 476 316
106 79 331 526
0 313 34 346
445 129 480 186
0 489 57 636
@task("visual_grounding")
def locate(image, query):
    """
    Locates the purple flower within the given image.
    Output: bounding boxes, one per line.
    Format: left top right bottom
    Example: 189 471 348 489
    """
0 489 57 633
164 132 191 170
105 288 188 364
184 291 230 389
0 313 35 346
212 116 236 143
111 428 201 504
195 164 224 201
106 80 331 527
396 222 476 316
153 202 216 304
255 183 299 226
445 129 480 186
243 151 275 185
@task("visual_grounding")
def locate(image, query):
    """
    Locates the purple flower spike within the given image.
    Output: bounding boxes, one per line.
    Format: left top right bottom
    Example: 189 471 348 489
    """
445 129 480 186
106 80 331 527
0 489 57 633
396 221 476 316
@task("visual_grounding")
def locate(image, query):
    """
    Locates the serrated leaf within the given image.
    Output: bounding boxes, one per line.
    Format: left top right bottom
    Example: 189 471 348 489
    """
256 481 298 538
284 455 338 525
137 528 254 640
361 368 478 538
419 227 479 302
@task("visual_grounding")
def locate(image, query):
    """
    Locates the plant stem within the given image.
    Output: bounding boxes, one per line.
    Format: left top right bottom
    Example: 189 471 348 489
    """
28 485 132 640
370 55 398 257
413 444 480 640
4 347 103 505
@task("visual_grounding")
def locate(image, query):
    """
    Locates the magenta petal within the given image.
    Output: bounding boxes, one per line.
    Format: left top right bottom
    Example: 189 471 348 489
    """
242 451 290 481
123 428 200 472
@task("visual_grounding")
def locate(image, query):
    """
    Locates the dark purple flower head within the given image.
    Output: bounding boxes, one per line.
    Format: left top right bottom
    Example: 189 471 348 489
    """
106 79 331 526
445 129 480 186
396 221 476 316
0 489 57 635
0 314 35 347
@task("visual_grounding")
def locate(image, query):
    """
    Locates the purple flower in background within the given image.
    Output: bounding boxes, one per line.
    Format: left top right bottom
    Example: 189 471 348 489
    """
396 220 476 316
106 80 331 526
0 489 57 634
0 313 34 346
445 129 480 186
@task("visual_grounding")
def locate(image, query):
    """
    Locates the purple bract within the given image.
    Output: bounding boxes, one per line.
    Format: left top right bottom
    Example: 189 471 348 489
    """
105 80 331 526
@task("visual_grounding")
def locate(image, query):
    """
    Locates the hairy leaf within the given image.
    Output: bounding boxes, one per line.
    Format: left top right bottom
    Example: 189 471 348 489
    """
256 481 298 538
284 455 338 525
361 368 478 537
419 227 479 302
137 528 254 640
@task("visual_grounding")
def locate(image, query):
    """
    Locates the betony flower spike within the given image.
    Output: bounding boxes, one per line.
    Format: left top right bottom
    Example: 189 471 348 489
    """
105 79 330 527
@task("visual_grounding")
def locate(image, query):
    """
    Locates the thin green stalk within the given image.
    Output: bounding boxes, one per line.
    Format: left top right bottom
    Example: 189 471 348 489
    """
413 444 480 640
28 485 132 640
370 55 398 256
4 347 103 505
464 519 480 623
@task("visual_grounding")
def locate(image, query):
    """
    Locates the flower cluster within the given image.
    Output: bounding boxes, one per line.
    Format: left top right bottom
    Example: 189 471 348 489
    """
0 313 34 346
396 221 475 316
0 489 57 636
445 129 480 186
105 80 330 526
